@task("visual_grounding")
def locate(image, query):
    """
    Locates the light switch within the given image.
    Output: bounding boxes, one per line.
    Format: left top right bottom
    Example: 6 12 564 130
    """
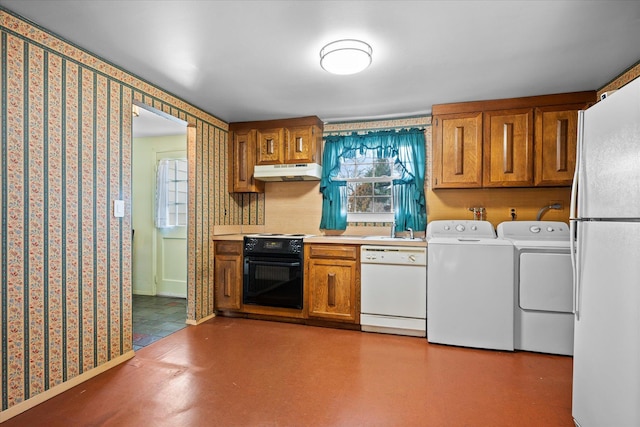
113 200 125 217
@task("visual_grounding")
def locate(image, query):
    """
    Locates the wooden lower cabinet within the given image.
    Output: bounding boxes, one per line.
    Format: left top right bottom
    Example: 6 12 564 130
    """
214 241 243 311
213 241 361 326
305 244 359 324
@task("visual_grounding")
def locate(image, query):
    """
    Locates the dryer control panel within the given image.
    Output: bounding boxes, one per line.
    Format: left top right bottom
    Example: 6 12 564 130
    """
497 221 569 241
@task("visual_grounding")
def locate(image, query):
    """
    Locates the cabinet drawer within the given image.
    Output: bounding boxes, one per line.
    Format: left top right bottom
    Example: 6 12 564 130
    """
307 244 358 260
215 241 242 256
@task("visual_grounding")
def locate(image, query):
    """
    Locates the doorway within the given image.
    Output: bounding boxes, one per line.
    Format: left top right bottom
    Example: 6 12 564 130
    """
132 105 188 349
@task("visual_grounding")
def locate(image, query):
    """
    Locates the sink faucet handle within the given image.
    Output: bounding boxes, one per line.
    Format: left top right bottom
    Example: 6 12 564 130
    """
407 227 414 239
390 220 396 238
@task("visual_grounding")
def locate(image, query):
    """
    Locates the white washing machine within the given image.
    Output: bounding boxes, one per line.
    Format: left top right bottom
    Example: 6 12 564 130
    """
497 221 574 356
426 220 514 351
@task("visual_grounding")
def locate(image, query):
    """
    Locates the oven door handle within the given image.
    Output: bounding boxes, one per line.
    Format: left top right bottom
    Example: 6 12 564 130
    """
246 259 301 268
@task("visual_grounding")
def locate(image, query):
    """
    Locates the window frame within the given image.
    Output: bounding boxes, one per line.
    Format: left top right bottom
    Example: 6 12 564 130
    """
156 158 188 228
335 156 399 223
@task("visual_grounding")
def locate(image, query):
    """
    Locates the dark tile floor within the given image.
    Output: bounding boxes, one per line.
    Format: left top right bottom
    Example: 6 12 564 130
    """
132 294 187 350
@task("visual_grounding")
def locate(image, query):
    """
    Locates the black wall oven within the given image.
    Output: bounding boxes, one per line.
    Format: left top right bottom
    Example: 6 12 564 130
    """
243 235 305 309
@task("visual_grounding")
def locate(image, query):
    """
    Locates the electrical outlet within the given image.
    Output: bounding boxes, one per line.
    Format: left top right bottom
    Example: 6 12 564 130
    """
550 201 564 211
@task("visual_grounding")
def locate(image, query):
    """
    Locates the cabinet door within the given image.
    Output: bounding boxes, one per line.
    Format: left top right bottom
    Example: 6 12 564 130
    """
534 106 579 186
285 125 319 164
214 242 243 311
256 128 285 165
432 113 483 188
229 130 264 193
307 258 358 322
483 108 534 187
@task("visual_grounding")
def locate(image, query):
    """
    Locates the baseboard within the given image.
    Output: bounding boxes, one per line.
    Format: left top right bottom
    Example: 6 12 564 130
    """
132 290 155 296
186 312 215 325
0 350 135 423
155 292 187 298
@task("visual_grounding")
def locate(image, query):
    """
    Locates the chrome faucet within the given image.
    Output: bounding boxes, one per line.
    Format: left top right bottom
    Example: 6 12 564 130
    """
536 203 562 221
407 227 414 239
390 220 396 238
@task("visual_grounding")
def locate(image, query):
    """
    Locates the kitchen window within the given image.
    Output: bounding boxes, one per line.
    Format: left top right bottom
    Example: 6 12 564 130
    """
337 156 402 223
320 128 426 231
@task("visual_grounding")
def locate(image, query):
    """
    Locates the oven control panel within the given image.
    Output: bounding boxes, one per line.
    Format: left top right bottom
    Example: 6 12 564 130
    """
244 236 303 256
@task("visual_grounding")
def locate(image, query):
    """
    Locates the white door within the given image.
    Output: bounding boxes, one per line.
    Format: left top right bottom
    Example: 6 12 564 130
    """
154 150 188 297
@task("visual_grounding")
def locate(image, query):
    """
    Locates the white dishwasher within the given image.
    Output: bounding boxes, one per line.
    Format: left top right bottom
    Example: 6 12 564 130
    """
360 245 427 337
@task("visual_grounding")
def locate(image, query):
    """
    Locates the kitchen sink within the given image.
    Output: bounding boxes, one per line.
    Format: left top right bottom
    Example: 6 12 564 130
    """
363 236 424 241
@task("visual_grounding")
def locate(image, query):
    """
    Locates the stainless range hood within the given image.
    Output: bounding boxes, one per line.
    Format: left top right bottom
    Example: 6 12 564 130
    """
254 163 322 181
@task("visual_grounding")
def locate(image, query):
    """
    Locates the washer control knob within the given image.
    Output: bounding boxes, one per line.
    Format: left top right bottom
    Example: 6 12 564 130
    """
547 226 555 232
471 225 478 231
444 225 450 231
455 224 466 232
529 225 541 233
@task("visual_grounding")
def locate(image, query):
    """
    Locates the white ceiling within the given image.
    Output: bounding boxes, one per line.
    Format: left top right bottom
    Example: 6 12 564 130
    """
2 0 640 138
133 105 187 138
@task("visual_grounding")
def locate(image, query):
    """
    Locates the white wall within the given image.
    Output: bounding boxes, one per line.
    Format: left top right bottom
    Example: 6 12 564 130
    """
132 134 187 295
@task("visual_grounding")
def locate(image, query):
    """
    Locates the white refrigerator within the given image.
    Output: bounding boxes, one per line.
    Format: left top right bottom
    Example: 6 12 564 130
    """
570 76 640 427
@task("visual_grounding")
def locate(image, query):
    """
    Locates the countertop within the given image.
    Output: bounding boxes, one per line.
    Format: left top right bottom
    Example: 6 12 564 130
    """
212 234 427 247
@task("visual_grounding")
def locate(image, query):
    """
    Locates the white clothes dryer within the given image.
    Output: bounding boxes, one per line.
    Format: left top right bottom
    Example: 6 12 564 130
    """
426 220 514 351
497 221 574 356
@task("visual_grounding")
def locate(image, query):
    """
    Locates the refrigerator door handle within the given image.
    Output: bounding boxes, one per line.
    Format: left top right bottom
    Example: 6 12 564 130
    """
569 110 584 222
570 219 581 319
570 111 585 319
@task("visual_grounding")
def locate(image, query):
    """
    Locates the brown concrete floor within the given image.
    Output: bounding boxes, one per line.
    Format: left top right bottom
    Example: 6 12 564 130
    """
4 317 574 426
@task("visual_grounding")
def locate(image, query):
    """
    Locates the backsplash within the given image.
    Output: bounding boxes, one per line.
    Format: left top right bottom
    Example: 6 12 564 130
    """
261 117 432 234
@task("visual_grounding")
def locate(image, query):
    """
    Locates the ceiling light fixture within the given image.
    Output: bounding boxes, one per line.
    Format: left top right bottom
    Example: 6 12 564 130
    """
320 39 372 75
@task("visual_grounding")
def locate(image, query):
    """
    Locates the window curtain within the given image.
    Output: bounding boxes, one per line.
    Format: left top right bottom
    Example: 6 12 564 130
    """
319 128 426 231
155 159 170 228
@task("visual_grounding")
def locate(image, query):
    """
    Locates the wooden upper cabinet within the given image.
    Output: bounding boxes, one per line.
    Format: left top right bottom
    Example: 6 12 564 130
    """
431 91 596 189
483 108 534 187
285 125 321 164
256 128 285 165
229 129 264 193
228 116 324 193
433 112 483 188
256 124 321 165
534 105 580 186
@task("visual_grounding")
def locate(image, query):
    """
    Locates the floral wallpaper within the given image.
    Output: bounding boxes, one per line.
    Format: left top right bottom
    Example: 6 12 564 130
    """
0 8 261 418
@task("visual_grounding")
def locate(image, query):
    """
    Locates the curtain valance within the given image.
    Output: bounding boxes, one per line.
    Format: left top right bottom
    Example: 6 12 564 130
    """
319 128 426 231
